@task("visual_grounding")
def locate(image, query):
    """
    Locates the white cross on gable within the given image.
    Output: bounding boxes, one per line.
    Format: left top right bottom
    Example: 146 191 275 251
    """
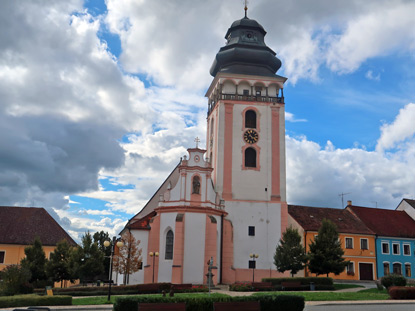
194 137 200 148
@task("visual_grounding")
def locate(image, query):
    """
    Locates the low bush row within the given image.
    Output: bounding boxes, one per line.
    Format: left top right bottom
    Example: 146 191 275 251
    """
262 277 333 286
33 283 207 296
0 294 72 308
388 286 415 299
114 294 305 311
380 274 407 289
229 277 334 292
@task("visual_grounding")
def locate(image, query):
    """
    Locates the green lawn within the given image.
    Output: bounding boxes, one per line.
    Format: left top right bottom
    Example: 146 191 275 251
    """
252 288 389 301
333 284 365 290
72 293 228 305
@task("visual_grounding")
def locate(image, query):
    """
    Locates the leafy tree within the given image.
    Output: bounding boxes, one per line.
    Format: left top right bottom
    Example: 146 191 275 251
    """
93 230 111 279
0 265 32 295
70 232 104 282
113 231 142 285
46 239 74 287
308 219 349 277
20 237 48 287
274 226 307 277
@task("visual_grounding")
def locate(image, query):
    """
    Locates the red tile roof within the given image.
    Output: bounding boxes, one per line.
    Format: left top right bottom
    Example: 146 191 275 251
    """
127 211 156 230
348 205 415 238
288 205 374 235
0 206 76 246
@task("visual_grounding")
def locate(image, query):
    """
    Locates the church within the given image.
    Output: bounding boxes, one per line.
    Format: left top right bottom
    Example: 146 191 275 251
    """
120 10 289 285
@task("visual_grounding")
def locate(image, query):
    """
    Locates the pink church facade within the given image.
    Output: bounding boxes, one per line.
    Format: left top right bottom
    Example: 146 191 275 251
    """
119 12 291 285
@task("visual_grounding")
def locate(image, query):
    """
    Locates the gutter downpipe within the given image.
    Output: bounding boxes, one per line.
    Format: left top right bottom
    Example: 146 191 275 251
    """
220 213 224 284
374 234 378 280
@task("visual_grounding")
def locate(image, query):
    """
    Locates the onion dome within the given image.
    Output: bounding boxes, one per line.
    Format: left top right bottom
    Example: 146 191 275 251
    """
210 16 281 77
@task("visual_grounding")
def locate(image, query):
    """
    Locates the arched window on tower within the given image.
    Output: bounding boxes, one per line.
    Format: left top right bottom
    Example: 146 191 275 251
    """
192 176 201 194
245 110 256 128
245 148 257 168
165 230 174 260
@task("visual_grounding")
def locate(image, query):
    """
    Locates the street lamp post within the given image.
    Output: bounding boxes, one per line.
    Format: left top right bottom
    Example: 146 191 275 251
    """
249 253 259 283
149 251 159 283
104 236 124 302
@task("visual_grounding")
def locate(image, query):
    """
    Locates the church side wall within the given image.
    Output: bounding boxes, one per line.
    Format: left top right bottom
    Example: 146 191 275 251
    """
183 212 206 284
158 213 176 282
128 230 149 284
225 201 282 272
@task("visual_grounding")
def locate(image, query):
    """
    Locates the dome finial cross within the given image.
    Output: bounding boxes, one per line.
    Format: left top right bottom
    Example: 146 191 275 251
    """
244 0 248 17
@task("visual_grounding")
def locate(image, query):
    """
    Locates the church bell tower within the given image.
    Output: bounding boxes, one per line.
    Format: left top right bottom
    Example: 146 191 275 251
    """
205 10 289 283
206 13 287 203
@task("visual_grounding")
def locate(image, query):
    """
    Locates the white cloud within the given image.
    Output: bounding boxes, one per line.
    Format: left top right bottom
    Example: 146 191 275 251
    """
286 112 307 123
376 103 415 152
365 70 381 81
326 2 415 73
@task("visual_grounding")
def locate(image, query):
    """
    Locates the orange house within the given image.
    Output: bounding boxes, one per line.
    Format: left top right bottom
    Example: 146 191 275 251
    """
0 206 76 274
288 205 377 281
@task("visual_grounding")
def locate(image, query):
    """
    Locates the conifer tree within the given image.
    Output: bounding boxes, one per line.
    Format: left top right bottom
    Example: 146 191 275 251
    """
308 219 349 277
20 237 48 286
46 239 74 287
274 226 307 277
70 232 104 282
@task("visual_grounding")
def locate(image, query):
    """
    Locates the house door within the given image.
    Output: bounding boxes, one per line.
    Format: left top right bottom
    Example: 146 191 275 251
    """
359 263 373 280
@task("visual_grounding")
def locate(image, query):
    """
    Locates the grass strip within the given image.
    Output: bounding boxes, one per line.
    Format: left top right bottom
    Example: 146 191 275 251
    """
252 289 388 301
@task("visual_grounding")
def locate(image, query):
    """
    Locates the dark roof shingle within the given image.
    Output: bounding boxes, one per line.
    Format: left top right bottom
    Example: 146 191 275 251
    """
0 206 76 246
288 205 374 235
348 205 415 238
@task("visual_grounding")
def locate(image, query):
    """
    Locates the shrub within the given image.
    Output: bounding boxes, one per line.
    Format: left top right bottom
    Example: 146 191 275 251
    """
0 294 72 308
0 265 32 296
261 277 334 290
229 282 253 291
113 294 305 311
33 282 207 296
388 286 415 299
381 274 407 289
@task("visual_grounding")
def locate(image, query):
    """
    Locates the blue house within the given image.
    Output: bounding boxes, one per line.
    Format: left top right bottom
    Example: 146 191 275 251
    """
347 203 415 279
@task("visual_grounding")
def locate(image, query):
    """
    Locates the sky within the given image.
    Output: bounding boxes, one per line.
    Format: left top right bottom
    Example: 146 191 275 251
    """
0 0 414 242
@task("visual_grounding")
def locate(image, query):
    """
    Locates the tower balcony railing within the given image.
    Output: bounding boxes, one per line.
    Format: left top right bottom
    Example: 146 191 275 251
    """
208 93 284 116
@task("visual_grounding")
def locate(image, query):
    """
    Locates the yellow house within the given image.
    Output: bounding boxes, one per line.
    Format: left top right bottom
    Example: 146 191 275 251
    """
0 206 76 272
288 205 377 281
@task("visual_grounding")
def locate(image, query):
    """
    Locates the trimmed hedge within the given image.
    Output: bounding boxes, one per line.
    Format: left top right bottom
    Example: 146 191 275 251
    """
262 277 333 286
113 294 305 311
380 274 407 289
34 283 207 296
0 294 72 308
261 277 333 290
389 286 415 299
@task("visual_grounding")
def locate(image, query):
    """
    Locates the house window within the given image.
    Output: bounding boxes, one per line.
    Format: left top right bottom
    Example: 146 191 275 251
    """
165 230 174 260
360 239 368 250
243 89 249 96
382 242 389 254
245 110 257 128
383 263 390 275
346 262 354 275
345 237 353 249
248 226 255 236
0 251 5 264
405 264 411 277
245 148 256 168
393 263 402 275
403 244 410 256
392 243 400 255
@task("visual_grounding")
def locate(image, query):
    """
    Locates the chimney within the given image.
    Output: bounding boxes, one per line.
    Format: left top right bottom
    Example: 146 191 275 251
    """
347 200 352 206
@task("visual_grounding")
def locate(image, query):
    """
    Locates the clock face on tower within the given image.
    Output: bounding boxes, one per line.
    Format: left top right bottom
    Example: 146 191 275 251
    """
244 129 258 144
